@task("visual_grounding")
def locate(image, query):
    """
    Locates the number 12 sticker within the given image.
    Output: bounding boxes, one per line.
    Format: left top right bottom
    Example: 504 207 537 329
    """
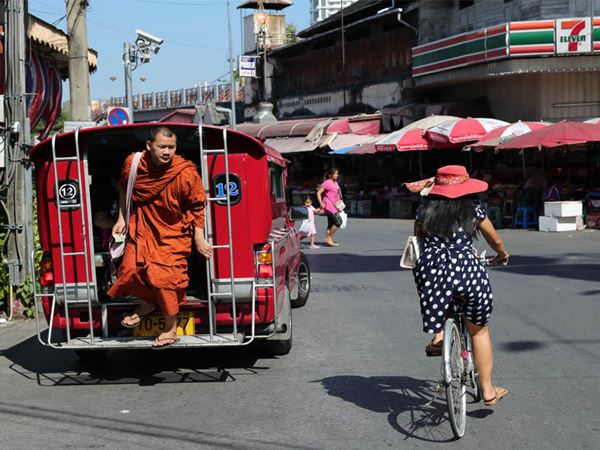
212 173 242 206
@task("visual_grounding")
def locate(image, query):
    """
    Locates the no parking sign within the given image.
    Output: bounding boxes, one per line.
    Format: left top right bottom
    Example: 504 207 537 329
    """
107 107 132 126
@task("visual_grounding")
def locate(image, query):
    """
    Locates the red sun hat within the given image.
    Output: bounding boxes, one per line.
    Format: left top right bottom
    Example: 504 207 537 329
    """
405 165 488 198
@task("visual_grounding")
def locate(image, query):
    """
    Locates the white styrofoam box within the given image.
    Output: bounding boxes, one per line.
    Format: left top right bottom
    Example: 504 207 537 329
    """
544 201 583 218
538 215 581 232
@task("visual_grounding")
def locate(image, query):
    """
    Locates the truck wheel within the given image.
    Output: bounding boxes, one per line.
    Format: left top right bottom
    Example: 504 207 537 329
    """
265 289 293 356
291 253 310 309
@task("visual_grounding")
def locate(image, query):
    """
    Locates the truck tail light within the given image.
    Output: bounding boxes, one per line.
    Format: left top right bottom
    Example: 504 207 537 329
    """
39 253 54 286
258 264 273 278
256 249 273 279
257 251 272 264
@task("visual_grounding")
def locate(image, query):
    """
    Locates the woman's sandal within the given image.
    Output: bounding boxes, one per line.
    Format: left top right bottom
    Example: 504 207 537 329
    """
121 307 156 329
483 387 509 406
425 339 443 357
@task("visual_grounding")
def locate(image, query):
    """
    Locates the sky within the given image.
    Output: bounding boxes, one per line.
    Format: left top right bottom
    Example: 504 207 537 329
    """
29 0 311 101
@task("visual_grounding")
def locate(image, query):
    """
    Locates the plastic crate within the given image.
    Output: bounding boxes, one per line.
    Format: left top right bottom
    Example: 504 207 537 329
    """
389 199 413 219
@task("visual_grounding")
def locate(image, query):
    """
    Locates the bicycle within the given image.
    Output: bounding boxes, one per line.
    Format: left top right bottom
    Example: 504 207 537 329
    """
442 293 482 439
442 252 492 439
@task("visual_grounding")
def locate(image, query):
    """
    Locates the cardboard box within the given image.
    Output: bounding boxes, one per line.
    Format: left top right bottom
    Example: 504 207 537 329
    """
543 201 583 218
538 215 580 232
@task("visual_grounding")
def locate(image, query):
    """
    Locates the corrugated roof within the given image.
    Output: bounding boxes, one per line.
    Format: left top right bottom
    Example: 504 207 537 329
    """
237 0 292 10
28 16 97 70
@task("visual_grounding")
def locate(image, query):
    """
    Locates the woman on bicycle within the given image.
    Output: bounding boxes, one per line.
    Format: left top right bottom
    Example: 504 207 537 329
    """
406 165 509 406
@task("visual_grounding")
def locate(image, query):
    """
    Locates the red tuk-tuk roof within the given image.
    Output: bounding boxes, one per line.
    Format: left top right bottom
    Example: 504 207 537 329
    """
30 122 286 165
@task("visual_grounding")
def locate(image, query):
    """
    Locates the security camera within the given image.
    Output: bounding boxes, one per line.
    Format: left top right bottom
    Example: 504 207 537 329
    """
135 29 164 46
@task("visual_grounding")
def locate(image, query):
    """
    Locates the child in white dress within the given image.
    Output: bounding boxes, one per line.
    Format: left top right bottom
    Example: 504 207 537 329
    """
298 196 321 249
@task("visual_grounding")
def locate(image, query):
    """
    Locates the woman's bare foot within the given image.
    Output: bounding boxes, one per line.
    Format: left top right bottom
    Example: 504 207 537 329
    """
483 386 508 406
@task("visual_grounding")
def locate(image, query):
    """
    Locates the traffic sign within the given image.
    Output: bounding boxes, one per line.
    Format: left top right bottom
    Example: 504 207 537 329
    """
107 107 132 126
239 56 257 78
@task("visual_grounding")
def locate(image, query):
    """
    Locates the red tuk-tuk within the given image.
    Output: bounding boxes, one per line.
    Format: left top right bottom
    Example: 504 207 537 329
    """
29 123 311 355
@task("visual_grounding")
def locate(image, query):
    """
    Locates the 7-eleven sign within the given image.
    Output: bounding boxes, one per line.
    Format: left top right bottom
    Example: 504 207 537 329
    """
557 17 592 54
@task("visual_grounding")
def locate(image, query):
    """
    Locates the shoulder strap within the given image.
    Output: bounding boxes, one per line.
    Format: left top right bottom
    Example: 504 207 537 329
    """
124 152 143 224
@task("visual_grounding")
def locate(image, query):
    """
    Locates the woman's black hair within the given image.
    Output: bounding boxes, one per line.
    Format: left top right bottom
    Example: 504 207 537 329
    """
419 195 480 240
324 167 338 179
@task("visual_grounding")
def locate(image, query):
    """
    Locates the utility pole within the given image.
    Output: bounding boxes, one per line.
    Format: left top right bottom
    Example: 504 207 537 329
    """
123 42 134 112
226 0 237 128
3 0 33 301
340 2 347 108
66 0 91 121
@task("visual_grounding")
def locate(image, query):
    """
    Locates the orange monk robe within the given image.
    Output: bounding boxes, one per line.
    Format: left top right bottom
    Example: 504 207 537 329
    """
107 151 206 316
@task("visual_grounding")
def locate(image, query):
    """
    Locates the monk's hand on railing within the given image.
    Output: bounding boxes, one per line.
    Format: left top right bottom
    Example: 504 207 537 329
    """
112 218 126 236
194 230 213 259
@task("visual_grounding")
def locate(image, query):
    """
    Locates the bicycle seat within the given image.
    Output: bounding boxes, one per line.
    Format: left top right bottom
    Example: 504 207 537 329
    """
453 294 468 307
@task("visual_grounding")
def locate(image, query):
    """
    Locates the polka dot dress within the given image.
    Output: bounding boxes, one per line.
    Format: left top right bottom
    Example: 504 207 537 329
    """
413 204 493 334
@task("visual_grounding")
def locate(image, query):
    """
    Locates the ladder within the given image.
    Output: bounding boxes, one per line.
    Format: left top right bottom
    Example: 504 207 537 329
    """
198 125 252 344
47 129 95 345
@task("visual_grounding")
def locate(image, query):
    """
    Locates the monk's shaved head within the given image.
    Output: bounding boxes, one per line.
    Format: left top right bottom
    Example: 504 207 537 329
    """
149 126 177 142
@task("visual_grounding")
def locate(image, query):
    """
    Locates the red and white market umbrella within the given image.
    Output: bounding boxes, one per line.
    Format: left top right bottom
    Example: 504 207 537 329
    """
426 117 509 144
583 117 600 125
470 121 550 151
374 127 430 152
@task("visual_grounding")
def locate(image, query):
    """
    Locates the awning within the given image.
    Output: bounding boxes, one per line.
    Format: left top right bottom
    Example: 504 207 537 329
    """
237 118 325 138
264 137 318 154
327 133 379 151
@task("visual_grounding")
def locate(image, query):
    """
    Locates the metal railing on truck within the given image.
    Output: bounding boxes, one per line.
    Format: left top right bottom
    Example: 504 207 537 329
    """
32 125 275 349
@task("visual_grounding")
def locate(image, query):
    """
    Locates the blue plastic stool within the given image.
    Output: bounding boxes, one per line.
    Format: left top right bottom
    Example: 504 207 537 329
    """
513 207 538 229
487 206 502 229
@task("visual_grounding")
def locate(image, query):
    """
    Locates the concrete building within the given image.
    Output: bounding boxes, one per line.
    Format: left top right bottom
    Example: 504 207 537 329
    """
258 0 417 121
413 0 600 122
310 0 360 24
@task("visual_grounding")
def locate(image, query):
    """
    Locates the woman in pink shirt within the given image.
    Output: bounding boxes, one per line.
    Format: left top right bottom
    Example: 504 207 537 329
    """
316 168 343 247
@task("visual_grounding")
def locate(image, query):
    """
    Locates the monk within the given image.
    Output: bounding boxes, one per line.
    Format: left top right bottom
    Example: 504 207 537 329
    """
108 126 212 349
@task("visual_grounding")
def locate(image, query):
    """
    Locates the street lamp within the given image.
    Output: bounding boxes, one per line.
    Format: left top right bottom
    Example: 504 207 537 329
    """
123 29 163 116
109 75 117 102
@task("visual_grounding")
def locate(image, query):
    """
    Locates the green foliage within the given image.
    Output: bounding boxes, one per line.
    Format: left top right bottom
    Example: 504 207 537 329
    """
0 191 42 319
32 110 72 140
286 23 298 44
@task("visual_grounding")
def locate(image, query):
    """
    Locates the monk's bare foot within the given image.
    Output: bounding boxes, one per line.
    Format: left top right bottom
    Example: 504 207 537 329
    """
152 331 179 349
121 303 155 328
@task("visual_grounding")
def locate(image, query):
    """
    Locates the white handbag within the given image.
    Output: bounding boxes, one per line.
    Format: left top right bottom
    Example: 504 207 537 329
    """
335 199 346 211
399 236 421 269
339 210 348 229
109 152 142 260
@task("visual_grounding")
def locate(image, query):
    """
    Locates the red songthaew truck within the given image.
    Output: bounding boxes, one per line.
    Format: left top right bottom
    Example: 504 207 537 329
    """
29 123 311 355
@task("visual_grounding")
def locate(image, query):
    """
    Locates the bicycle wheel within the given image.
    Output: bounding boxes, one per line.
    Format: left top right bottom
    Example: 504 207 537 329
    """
442 319 467 439
465 330 483 402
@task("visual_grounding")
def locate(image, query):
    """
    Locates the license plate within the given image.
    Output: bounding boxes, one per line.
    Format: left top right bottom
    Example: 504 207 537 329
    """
133 311 194 337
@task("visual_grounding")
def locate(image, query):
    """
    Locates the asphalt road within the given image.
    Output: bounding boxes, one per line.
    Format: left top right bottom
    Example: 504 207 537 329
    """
0 217 599 449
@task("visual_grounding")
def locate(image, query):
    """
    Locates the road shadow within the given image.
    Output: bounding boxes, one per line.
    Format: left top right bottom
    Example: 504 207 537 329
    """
0 401 319 450
316 375 491 443
500 255 600 283
306 253 400 273
498 340 548 352
1 333 273 386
